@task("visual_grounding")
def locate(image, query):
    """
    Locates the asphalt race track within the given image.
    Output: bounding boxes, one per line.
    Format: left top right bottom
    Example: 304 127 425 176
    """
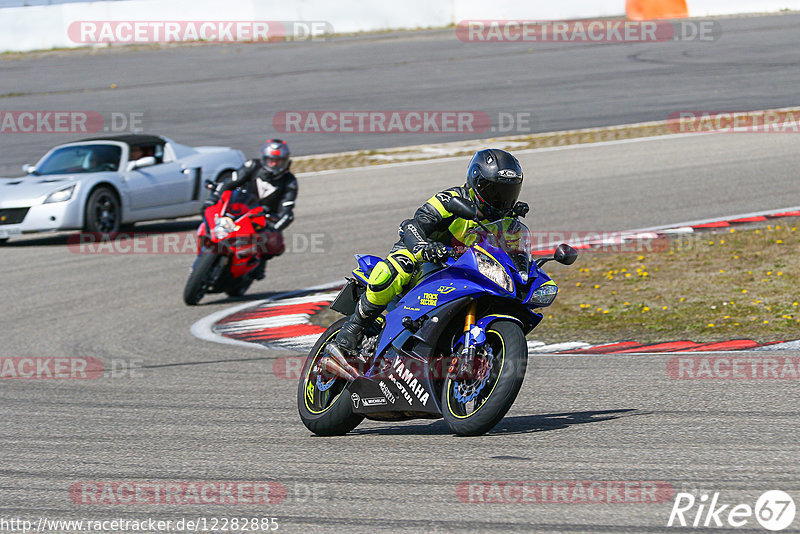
3 11 800 532
2 129 800 531
3 13 800 172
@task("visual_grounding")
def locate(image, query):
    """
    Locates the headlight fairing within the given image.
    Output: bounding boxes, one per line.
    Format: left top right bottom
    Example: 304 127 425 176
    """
475 250 514 293
213 215 239 240
44 184 76 204
528 281 559 306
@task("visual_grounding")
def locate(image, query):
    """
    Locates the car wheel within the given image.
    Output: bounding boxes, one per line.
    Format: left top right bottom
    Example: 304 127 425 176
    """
84 187 121 234
0 238 9 245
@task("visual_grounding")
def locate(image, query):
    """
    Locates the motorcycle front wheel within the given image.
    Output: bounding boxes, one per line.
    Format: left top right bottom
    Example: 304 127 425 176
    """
183 252 221 305
441 320 528 436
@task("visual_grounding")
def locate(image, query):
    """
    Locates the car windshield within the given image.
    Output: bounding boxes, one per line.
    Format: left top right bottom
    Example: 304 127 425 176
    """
464 218 532 273
35 144 121 175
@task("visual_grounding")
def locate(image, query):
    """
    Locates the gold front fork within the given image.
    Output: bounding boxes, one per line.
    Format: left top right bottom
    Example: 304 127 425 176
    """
464 301 477 332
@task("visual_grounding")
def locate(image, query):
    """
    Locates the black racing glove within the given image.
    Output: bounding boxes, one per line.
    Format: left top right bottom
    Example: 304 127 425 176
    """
512 201 530 218
419 242 449 263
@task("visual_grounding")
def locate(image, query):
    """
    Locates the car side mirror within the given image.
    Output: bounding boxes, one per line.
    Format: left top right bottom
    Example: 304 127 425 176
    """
126 156 156 171
554 243 578 265
447 196 479 220
22 164 36 174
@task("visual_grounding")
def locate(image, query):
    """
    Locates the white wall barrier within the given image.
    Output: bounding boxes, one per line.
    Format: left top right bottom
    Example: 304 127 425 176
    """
0 0 797 52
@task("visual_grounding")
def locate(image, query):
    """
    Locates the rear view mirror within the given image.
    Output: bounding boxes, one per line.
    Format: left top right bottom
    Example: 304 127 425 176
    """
447 197 478 220
126 156 156 172
554 243 578 265
22 164 35 174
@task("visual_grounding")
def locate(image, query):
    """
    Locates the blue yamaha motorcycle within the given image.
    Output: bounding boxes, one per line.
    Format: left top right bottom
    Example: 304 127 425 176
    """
297 198 577 436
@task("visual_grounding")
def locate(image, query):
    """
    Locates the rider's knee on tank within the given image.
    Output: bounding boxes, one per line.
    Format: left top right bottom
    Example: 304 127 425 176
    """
366 249 417 306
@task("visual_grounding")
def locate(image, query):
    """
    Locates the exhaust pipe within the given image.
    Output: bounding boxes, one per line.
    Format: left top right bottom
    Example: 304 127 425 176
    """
318 344 362 381
317 355 358 381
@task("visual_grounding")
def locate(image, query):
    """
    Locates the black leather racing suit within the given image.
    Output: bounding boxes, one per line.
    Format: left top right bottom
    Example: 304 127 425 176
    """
215 159 298 232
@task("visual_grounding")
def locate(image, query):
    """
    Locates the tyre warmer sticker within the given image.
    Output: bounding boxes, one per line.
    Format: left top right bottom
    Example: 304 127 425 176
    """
208 210 800 354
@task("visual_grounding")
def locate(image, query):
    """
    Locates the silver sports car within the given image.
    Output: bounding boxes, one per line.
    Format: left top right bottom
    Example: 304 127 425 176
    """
0 134 245 241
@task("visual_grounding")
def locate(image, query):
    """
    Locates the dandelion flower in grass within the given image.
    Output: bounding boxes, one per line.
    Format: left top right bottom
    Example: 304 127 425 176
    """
764 320 769 324
741 289 748 293
642 306 650 312
793 302 799 307
662 306 668 310
707 323 714 327
603 310 609 314
576 282 581 287
776 239 783 244
637 255 644 260
719 269 725 273
720 239 725 244
624 301 630 306
679 297 686 302
730 228 735 233
593 284 600 289
777 272 783 276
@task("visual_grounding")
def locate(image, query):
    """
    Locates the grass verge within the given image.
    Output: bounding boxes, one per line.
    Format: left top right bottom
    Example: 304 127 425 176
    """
539 220 799 343
311 219 799 344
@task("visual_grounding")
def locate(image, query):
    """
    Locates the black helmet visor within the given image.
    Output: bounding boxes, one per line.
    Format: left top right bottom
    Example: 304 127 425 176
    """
474 178 522 213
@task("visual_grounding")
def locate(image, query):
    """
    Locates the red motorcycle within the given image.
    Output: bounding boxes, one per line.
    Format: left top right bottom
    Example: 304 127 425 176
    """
183 189 284 305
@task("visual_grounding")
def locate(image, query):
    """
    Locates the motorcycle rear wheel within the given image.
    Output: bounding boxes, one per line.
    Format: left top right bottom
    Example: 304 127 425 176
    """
441 320 528 436
297 318 364 436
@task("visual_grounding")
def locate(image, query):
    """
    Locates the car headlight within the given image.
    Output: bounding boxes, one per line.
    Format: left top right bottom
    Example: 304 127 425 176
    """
213 215 238 240
475 250 514 293
529 282 559 306
44 184 75 204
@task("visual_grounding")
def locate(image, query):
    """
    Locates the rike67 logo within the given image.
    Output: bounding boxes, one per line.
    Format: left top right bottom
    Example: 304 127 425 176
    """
668 490 796 531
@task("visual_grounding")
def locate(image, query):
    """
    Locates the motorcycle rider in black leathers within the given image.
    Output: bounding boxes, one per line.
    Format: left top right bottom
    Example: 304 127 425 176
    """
207 139 298 280
335 148 529 353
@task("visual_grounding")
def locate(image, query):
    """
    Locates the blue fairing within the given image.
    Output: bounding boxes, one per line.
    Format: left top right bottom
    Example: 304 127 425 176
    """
376 248 508 356
355 254 383 276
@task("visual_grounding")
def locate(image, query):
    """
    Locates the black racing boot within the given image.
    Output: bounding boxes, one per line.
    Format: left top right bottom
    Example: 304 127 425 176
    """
252 254 274 281
335 295 385 354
